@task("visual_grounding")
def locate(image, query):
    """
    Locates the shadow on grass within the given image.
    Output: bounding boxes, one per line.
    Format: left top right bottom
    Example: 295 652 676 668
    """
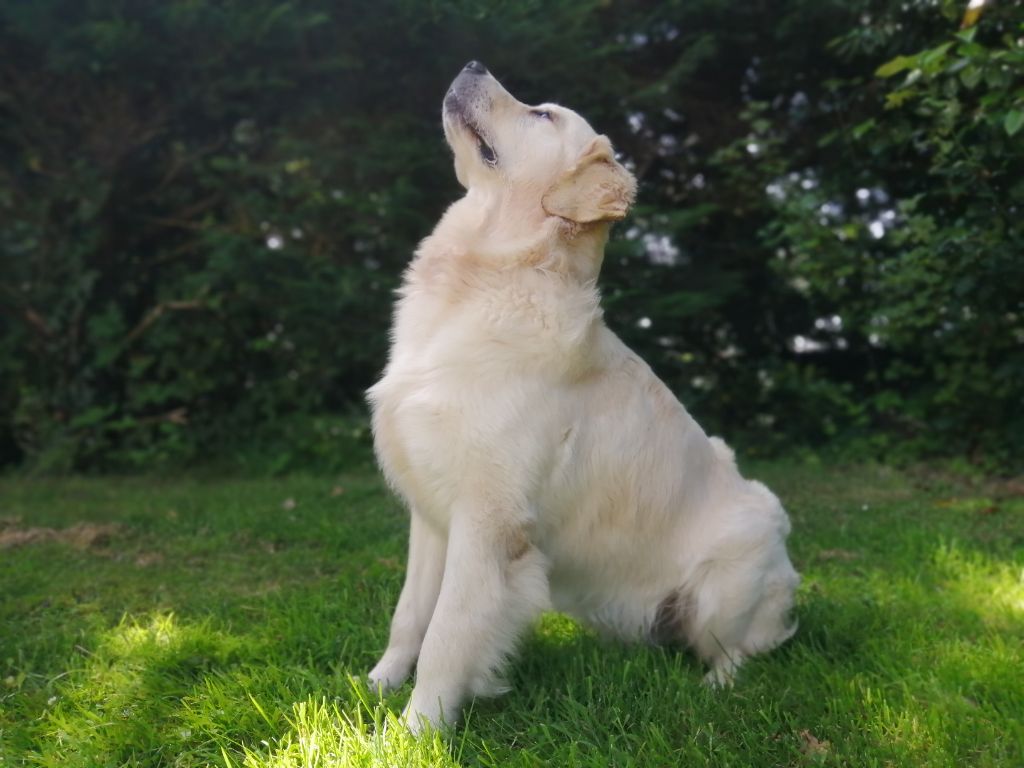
20 613 260 766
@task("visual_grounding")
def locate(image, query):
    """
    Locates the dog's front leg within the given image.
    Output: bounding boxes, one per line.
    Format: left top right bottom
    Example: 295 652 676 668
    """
369 512 446 692
402 505 548 732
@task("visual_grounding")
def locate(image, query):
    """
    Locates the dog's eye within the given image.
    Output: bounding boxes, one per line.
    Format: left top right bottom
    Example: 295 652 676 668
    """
531 110 553 121
478 140 497 166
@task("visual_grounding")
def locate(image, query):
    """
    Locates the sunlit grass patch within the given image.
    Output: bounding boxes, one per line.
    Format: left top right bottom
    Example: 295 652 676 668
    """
931 542 1024 625
23 613 258 767
235 688 461 768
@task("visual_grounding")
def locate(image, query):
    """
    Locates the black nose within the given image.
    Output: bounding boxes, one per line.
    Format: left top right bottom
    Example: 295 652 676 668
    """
463 60 488 75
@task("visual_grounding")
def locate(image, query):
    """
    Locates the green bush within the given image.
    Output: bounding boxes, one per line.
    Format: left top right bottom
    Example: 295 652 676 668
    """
763 5 1024 466
1 0 1020 471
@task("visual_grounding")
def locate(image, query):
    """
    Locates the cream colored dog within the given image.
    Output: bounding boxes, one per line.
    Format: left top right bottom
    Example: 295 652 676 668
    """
367 61 799 732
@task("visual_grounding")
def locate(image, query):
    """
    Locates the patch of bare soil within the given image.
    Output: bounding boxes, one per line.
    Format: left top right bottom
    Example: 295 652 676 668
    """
0 517 120 552
0 517 169 567
816 548 860 562
798 729 831 762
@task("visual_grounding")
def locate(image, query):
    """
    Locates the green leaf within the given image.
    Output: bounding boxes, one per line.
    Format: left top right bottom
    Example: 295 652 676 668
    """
876 56 912 78
959 65 982 89
1005 109 1024 137
70 405 116 429
852 118 876 139
920 42 954 72
955 27 977 43
885 90 914 109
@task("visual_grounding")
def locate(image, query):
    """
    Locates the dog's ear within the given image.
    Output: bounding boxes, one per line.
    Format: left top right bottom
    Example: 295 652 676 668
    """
542 136 637 224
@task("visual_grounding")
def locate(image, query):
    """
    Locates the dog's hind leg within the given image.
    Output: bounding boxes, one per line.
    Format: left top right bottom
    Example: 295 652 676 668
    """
690 556 798 686
686 562 761 687
402 504 548 732
369 512 446 692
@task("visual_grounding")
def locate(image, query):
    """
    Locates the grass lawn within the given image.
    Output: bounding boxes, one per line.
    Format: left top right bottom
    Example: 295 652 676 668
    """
1 458 1022 767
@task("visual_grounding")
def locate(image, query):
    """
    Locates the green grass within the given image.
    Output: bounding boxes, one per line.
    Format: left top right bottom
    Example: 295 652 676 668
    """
1 459 1022 767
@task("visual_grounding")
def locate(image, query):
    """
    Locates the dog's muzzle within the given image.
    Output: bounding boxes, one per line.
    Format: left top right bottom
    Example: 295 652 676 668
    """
443 61 498 167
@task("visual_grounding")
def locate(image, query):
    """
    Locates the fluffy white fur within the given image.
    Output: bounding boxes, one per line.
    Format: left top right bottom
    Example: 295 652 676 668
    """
367 63 799 732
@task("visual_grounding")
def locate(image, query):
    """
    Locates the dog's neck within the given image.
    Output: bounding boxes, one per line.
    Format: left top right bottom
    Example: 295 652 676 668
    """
414 192 609 285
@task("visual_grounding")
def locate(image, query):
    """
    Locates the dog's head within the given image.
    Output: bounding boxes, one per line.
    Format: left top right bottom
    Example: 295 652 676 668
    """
442 62 636 226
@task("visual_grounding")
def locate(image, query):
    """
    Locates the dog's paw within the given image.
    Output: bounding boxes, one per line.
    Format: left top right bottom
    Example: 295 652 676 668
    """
703 654 743 688
368 650 415 693
702 667 734 688
400 684 459 734
400 704 429 736
401 701 446 735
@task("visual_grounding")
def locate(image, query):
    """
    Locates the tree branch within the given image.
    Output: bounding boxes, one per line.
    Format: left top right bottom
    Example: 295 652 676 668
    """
122 299 207 349
0 287 54 341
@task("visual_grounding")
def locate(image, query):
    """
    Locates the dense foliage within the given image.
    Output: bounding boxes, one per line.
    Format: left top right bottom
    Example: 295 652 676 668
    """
1 0 1021 471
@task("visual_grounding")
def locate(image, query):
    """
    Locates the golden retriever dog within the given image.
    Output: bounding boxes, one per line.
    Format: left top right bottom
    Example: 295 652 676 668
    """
368 61 799 732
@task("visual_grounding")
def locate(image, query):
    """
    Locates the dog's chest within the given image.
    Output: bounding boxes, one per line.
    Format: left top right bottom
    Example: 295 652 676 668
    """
370 322 539 529
371 364 473 519
370 280 596 527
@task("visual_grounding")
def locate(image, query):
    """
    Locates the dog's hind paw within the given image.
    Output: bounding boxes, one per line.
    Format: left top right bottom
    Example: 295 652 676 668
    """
703 654 743 688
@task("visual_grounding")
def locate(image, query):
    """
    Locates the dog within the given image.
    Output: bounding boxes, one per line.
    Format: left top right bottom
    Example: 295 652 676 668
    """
367 61 799 732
